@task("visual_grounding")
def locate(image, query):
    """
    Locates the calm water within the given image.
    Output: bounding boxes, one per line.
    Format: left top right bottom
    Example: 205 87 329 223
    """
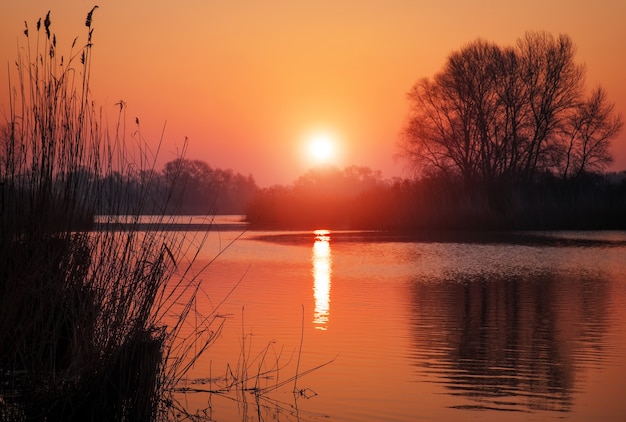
167 221 626 421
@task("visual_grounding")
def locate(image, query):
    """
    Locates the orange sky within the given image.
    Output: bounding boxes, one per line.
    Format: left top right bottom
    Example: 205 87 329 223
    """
2 1 625 187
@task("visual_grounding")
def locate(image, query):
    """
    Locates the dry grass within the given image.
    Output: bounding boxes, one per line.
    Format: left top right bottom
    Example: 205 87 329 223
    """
0 9 224 421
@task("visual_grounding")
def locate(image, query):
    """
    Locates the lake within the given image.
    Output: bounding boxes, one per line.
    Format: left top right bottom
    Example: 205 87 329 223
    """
165 219 626 421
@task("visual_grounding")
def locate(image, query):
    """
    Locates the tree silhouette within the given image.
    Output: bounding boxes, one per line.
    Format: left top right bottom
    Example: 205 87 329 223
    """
162 158 257 214
563 87 623 178
400 32 623 185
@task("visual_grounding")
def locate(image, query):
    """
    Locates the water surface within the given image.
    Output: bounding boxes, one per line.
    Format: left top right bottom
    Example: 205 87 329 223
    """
170 225 626 421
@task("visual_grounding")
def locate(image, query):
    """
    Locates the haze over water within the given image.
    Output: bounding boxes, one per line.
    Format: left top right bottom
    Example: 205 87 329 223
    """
168 222 626 421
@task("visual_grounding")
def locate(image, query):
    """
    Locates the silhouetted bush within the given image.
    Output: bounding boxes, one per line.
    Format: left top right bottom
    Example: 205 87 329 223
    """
245 168 626 231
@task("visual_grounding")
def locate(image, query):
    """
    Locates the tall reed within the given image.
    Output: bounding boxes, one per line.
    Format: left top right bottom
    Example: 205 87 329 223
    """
0 9 221 421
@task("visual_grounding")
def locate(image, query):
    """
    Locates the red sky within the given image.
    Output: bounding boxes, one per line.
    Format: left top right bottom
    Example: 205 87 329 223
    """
2 1 625 187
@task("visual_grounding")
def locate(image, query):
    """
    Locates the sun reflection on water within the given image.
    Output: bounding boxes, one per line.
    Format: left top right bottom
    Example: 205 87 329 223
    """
312 229 332 330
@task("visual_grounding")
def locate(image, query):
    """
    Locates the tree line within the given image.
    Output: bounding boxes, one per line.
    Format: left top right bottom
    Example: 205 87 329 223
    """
0 150 258 218
99 158 258 215
244 165 626 230
245 165 390 228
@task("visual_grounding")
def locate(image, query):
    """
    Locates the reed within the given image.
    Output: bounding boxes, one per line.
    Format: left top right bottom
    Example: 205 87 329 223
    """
0 9 221 421
171 307 335 420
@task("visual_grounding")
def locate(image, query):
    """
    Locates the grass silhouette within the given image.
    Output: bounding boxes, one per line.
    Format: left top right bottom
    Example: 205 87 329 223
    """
0 9 226 421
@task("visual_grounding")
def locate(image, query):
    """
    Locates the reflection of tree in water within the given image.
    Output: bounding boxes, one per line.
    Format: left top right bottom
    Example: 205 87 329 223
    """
408 272 610 413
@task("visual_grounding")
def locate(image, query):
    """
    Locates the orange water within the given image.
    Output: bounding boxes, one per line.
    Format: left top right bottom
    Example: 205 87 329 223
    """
165 228 626 421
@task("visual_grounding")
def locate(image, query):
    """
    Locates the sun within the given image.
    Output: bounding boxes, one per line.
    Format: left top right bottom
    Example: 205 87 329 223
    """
307 132 336 164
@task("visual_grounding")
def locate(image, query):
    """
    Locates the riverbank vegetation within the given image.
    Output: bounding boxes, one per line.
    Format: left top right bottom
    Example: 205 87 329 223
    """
0 10 224 420
244 166 626 230
70 157 257 216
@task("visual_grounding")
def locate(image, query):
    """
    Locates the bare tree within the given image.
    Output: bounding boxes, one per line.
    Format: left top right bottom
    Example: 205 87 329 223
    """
562 87 623 178
516 32 585 176
400 32 621 185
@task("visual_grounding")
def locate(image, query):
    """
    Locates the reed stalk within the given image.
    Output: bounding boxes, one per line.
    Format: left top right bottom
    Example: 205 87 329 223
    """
0 9 222 421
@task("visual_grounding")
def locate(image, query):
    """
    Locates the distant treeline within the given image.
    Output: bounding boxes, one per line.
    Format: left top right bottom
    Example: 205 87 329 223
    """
35 158 258 216
158 158 257 214
244 166 626 230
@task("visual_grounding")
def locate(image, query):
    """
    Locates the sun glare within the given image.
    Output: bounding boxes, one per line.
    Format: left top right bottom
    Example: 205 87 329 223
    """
307 133 336 164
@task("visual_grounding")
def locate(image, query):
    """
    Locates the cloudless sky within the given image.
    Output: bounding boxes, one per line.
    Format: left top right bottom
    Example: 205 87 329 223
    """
1 1 625 186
